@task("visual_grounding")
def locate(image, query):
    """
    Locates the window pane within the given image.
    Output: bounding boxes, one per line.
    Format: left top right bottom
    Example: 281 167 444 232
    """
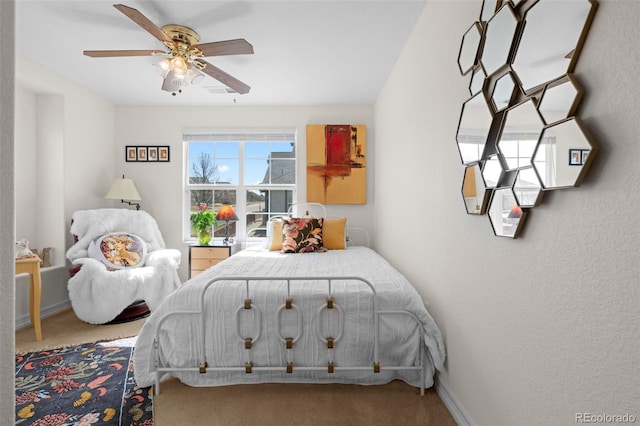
215 142 239 157
269 159 295 184
247 189 265 213
268 190 293 213
247 213 268 238
190 142 214 158
215 159 239 184
189 190 214 237
245 142 270 158
245 159 268 184
244 142 295 185
272 142 294 154
189 142 214 183
190 190 213 210
189 153 217 184
245 189 292 239
213 190 236 210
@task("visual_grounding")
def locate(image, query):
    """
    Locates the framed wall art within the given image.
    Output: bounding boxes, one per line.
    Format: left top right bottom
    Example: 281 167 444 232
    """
306 124 366 204
125 146 170 162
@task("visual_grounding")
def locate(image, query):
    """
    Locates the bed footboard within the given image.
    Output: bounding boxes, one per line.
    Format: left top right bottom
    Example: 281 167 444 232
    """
152 276 428 395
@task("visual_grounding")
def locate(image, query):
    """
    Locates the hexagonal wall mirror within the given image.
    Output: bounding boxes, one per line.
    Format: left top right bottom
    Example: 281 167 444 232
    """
513 167 543 208
538 75 583 125
532 117 597 190
457 0 598 238
458 22 483 76
512 0 596 93
496 99 544 171
490 71 517 112
456 92 493 164
480 3 519 77
488 187 526 239
469 67 486 96
462 164 489 215
482 154 503 189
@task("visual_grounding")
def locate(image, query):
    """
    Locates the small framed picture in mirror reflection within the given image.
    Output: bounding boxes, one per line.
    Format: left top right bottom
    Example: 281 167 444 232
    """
569 149 582 166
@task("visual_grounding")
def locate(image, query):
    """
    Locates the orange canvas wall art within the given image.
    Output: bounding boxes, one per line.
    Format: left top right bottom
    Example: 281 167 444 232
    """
306 124 366 204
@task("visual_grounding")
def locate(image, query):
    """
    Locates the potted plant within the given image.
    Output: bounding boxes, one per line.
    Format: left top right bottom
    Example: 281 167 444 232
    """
191 203 217 245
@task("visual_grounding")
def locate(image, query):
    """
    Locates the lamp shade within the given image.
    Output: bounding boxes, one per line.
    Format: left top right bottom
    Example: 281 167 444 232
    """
104 177 141 201
216 203 238 221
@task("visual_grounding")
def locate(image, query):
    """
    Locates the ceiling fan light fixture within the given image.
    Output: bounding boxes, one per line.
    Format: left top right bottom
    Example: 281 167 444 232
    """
170 56 188 75
85 4 253 95
161 71 184 93
186 66 205 84
153 58 171 78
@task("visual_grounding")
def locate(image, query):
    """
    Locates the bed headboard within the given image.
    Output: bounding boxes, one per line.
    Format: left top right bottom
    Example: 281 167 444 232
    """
287 202 326 218
268 203 370 247
346 228 370 248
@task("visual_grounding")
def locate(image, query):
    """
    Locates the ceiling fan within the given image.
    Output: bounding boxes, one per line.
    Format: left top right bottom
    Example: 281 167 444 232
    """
84 4 254 95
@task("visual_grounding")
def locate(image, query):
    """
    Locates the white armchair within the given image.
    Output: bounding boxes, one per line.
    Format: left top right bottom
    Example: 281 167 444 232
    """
66 208 181 324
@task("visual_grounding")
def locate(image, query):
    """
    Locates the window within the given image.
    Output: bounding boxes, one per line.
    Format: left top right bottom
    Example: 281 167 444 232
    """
184 130 296 242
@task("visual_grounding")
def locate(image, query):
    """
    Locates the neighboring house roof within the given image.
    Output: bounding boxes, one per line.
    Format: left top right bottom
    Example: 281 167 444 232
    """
261 151 295 185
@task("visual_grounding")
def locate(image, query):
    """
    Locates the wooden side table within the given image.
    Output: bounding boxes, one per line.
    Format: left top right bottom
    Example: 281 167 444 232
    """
189 243 240 278
15 256 43 341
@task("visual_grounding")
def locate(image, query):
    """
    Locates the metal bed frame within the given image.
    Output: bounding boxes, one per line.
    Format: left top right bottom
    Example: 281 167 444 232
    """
151 275 428 395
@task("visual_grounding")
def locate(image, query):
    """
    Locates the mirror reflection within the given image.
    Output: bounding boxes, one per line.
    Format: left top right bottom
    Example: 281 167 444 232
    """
482 154 503 188
497 100 544 171
470 67 486 95
458 23 483 76
462 164 489 214
512 0 595 93
456 92 493 164
488 188 526 238
480 0 498 22
533 118 595 189
480 3 519 76
538 76 581 125
491 72 516 112
513 167 543 208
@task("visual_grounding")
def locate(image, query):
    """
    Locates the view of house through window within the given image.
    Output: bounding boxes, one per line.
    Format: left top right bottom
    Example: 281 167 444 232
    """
184 130 296 242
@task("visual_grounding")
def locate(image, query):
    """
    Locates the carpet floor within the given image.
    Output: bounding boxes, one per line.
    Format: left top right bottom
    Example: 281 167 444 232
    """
16 308 457 426
15 308 146 354
153 378 456 426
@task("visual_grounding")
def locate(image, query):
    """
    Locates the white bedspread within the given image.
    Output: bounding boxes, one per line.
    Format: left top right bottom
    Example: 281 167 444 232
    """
134 246 445 388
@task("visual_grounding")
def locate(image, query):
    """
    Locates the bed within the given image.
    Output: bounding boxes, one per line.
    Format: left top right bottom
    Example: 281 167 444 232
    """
133 214 445 395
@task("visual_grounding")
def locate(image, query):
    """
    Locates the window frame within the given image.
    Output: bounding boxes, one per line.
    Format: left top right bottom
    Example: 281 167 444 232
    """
183 129 297 244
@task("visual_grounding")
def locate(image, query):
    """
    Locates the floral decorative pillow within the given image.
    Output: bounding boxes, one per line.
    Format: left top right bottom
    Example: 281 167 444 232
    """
88 232 147 269
281 218 326 253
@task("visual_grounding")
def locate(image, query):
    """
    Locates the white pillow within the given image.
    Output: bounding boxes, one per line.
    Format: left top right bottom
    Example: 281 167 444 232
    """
88 232 147 270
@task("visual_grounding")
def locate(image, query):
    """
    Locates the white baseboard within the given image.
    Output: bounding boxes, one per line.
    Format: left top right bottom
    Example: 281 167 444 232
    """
15 300 71 330
434 373 476 426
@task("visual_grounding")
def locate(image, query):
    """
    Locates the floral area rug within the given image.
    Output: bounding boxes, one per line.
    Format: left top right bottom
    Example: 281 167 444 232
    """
15 337 152 425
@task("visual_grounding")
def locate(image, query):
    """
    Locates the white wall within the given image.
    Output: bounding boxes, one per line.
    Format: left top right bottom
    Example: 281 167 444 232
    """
14 55 116 324
374 1 640 424
115 105 375 281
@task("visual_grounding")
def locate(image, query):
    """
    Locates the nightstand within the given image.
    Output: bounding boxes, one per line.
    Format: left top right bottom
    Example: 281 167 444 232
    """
189 243 240 278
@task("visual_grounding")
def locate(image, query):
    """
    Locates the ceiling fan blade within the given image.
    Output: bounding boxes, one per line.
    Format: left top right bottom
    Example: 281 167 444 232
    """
113 4 172 44
197 60 251 94
195 39 254 57
84 49 166 58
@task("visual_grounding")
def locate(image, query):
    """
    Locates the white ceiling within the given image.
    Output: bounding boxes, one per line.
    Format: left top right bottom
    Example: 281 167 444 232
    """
16 0 426 106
